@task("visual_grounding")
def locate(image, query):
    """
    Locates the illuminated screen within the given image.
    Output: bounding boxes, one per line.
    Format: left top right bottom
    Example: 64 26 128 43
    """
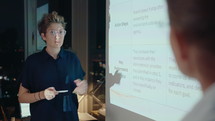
106 0 202 121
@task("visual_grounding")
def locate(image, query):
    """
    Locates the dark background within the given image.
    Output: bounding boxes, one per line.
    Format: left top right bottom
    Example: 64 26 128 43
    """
0 0 105 120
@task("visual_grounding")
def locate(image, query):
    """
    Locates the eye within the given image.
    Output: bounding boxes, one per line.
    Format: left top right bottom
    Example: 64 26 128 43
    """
59 30 66 35
59 30 64 34
50 30 55 35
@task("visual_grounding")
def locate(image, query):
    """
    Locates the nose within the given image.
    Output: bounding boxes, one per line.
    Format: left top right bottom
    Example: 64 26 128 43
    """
55 34 60 40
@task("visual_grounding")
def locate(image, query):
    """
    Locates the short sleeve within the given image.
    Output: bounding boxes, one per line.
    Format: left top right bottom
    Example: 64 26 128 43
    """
19 57 31 90
73 54 85 80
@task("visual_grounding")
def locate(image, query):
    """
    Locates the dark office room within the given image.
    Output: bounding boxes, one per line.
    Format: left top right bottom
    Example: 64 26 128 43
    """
1 0 212 121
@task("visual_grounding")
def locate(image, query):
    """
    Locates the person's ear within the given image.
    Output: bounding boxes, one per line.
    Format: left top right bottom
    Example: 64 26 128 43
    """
170 28 189 60
170 27 191 75
41 33 46 41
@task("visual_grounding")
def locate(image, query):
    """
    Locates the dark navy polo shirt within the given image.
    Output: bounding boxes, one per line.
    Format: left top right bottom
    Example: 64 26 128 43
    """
20 47 85 121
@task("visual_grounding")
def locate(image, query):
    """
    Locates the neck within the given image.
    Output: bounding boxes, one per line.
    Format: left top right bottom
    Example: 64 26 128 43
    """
200 80 215 93
192 50 215 93
45 47 60 59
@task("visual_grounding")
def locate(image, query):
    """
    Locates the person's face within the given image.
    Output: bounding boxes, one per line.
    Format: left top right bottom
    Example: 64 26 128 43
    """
41 23 66 49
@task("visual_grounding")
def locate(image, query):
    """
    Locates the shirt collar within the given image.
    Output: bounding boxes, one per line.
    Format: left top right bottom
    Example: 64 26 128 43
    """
42 47 65 60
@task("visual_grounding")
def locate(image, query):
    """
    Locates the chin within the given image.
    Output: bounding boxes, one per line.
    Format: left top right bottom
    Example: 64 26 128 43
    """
53 44 62 48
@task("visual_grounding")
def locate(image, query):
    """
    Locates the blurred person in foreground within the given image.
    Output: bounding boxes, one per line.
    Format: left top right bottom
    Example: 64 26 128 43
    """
18 11 88 121
166 0 215 121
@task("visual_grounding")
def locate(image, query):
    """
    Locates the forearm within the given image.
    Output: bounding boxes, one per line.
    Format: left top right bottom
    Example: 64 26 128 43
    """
18 91 45 103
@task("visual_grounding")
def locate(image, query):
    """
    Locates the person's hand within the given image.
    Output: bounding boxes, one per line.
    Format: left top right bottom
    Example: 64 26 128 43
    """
44 87 58 100
73 79 88 95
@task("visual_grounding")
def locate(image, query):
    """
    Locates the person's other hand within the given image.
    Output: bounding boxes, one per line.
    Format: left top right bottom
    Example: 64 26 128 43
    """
44 87 58 100
73 79 88 95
